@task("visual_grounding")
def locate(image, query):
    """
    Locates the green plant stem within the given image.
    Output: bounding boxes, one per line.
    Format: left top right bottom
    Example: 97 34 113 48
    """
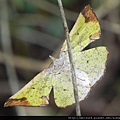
57 0 81 116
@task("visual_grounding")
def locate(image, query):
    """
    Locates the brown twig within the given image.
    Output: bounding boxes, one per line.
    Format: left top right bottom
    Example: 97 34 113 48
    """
57 0 81 116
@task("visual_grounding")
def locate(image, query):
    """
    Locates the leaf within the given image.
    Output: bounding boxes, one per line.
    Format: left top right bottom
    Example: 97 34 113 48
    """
4 5 108 108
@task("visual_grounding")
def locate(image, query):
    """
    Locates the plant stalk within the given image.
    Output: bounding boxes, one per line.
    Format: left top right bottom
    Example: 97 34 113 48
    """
57 0 81 116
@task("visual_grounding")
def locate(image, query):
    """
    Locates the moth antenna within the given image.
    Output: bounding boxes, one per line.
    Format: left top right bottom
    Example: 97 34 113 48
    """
49 55 55 61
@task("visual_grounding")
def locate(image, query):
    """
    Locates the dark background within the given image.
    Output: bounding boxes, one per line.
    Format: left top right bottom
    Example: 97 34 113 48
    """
0 0 120 116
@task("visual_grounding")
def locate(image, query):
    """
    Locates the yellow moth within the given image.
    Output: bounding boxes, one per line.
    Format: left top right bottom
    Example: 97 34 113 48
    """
4 5 108 108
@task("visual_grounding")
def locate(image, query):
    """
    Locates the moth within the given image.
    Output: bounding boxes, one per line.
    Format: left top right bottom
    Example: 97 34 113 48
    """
4 5 108 108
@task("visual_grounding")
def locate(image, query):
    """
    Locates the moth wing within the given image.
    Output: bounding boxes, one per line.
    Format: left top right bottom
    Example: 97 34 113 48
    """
4 71 53 106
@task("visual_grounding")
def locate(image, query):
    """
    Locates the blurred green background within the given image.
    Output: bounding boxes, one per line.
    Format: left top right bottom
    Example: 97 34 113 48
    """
0 0 120 116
